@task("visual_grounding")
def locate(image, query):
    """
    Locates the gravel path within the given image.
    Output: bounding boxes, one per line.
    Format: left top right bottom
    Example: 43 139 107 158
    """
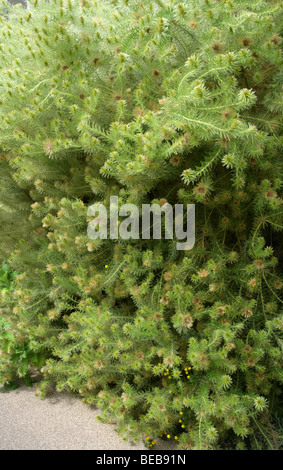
0 386 176 450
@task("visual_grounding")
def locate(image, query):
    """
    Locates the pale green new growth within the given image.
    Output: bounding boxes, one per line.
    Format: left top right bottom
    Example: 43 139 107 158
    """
0 0 282 450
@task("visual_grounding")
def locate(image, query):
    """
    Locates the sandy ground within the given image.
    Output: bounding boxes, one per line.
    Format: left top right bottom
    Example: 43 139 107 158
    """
0 386 176 450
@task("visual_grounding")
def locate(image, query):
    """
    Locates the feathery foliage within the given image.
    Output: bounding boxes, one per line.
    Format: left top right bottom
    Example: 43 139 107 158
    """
0 0 282 449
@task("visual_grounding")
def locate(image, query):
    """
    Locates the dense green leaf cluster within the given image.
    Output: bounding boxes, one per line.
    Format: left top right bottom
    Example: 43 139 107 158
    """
0 0 282 449
0 262 45 387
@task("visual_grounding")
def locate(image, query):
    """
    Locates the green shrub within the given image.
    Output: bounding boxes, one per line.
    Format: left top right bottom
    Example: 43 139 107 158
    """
0 0 282 449
0 262 16 291
0 262 45 387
